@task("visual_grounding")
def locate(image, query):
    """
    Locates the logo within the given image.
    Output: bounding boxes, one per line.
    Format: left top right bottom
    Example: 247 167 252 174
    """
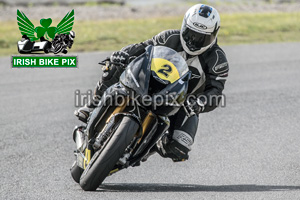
190 74 201 80
12 56 77 68
193 22 207 30
199 5 212 18
212 50 229 74
17 9 75 54
13 9 77 68
213 62 229 74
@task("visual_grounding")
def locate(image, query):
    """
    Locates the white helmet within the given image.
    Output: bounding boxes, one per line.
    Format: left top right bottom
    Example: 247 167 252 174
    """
180 4 221 55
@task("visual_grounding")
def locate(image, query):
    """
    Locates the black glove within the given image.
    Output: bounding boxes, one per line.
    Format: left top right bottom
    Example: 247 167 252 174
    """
110 51 129 67
186 96 206 114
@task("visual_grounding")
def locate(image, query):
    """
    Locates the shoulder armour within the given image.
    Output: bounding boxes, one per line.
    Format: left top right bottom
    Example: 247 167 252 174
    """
204 45 229 75
153 30 183 51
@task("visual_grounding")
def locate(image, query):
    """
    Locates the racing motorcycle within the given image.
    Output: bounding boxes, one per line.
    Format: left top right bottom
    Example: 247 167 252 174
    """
70 45 193 191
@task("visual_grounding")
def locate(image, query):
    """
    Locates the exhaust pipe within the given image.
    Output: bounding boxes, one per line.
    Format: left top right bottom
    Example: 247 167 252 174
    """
72 126 85 150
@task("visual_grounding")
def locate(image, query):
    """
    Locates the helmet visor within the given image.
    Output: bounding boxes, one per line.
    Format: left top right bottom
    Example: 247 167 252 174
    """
182 27 216 51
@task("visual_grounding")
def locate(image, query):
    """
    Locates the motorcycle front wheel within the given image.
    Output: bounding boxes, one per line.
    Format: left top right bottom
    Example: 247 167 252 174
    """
79 116 139 191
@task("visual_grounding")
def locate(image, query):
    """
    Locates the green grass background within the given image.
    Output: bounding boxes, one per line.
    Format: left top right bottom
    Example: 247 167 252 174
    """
1 12 299 56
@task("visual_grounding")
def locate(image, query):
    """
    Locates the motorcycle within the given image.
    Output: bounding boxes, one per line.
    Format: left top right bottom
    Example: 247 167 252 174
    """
70 45 194 191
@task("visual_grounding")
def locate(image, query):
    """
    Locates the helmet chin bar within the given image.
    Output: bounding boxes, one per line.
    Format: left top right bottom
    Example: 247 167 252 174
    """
180 33 217 56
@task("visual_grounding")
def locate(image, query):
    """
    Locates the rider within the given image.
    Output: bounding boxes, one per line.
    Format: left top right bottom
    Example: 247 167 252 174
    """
75 4 229 162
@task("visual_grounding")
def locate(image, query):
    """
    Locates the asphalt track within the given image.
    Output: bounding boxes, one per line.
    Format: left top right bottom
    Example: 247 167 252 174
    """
1 42 300 200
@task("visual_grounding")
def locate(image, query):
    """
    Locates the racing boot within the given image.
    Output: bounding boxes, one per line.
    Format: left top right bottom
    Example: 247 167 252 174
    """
156 114 199 162
74 98 98 123
74 81 108 123
156 133 191 162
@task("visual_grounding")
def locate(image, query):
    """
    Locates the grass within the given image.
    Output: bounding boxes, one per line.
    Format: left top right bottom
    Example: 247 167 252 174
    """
1 12 299 56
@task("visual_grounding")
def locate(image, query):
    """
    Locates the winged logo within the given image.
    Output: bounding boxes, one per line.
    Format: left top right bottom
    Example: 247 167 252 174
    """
17 9 74 41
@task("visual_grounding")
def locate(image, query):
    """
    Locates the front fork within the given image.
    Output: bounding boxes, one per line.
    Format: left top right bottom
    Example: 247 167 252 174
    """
73 96 129 170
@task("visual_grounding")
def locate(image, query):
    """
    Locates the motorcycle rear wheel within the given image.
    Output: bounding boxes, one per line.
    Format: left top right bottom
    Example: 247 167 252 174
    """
79 116 139 191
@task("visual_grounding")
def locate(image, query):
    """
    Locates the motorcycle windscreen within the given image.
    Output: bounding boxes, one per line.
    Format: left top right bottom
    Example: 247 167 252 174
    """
150 46 189 84
120 45 189 96
119 46 153 96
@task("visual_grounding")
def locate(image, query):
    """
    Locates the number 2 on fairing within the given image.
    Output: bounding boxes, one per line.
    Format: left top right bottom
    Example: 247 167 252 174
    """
158 64 172 77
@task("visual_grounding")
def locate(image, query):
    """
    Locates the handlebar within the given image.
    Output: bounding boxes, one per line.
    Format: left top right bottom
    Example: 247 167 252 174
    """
98 57 126 69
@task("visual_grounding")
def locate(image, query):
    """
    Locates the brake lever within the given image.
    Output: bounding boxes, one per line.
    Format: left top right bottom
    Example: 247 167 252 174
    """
98 57 110 66
98 58 126 69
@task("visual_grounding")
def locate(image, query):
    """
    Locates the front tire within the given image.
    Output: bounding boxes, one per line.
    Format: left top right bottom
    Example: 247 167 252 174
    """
79 116 139 191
